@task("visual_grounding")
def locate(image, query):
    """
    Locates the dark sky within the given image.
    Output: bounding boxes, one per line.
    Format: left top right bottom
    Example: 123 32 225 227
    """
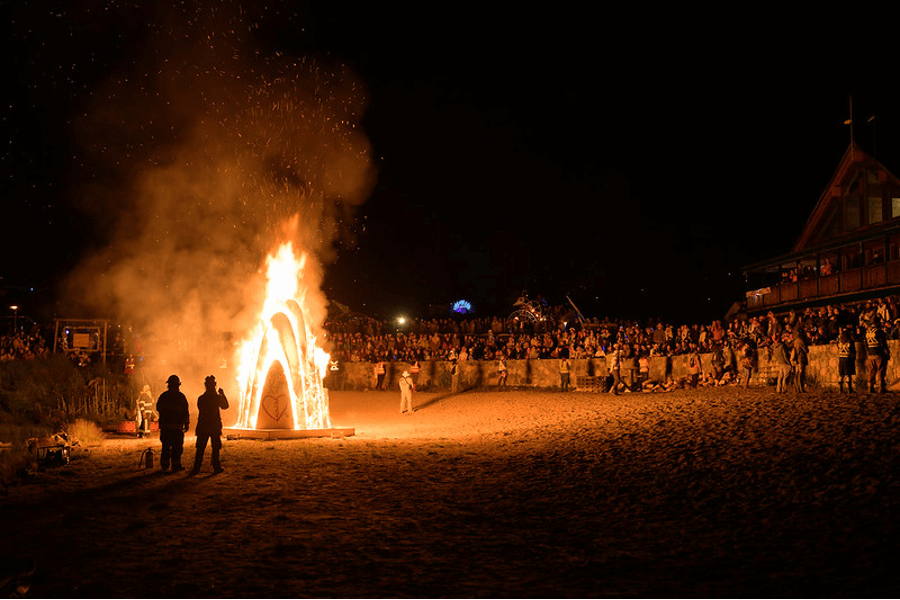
3 2 899 324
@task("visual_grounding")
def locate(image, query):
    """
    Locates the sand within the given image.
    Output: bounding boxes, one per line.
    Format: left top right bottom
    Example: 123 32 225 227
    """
2 387 899 598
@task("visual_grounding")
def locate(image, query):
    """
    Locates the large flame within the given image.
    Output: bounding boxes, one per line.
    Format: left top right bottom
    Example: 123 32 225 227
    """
234 242 331 430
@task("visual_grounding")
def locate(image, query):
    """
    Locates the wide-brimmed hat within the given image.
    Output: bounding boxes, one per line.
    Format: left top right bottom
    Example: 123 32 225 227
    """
166 374 181 386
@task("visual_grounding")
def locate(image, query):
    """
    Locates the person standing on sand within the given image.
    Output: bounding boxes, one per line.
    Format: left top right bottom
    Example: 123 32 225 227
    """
497 354 508 389
399 370 414 414
559 355 570 392
837 327 856 393
374 359 386 390
191 375 229 475
685 342 702 389
607 343 622 395
740 339 755 388
156 375 190 472
770 334 792 393
409 359 420 391
865 318 889 393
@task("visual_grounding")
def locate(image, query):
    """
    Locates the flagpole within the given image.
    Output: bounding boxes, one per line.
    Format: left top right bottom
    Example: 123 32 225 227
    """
848 95 854 160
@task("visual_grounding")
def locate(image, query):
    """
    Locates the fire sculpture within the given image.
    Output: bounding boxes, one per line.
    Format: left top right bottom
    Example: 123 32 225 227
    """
229 242 349 438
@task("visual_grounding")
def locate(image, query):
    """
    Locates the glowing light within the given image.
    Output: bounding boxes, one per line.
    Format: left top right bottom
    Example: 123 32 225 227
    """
234 242 331 431
451 299 473 314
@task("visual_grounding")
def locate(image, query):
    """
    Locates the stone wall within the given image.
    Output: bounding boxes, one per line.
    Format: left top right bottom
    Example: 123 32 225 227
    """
325 340 900 392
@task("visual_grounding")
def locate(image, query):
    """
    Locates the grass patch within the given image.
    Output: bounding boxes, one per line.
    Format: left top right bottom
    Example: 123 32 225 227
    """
64 418 106 447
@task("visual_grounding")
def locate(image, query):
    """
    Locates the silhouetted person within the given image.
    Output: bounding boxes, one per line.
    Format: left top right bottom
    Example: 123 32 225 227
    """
791 330 809 392
156 375 189 472
837 327 856 393
191 375 229 475
865 318 889 393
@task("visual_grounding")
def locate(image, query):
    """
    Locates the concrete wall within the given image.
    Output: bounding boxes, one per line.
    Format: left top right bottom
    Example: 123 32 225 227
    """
324 340 900 392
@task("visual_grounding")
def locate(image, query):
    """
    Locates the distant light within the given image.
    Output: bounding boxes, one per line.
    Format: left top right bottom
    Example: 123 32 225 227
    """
451 299 473 314
396 316 407 326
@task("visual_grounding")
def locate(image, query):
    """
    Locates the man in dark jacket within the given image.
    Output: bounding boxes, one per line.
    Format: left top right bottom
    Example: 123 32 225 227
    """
191 375 229 475
866 318 889 393
156 375 190 472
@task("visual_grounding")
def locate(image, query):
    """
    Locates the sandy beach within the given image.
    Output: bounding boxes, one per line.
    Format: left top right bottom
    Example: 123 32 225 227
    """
2 387 899 598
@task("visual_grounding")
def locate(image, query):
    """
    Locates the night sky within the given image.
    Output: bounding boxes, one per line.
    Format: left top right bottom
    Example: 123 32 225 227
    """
3 2 900 325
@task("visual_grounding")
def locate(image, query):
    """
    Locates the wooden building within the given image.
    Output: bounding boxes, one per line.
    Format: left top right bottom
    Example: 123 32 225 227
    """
743 142 900 313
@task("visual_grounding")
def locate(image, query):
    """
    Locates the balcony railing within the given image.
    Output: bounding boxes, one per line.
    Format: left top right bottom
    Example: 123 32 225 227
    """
746 260 900 311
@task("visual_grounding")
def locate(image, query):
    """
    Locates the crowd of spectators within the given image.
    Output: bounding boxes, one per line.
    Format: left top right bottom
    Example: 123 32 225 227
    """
323 296 900 365
6 295 900 368
0 329 50 361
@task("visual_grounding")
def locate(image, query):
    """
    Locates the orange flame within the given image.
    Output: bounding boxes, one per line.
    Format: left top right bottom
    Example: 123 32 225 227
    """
234 241 331 430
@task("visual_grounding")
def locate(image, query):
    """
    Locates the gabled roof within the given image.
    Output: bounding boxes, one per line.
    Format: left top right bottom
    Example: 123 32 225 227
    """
792 142 900 253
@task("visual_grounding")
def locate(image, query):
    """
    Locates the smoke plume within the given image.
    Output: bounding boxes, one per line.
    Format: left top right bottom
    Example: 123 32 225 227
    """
60 2 375 397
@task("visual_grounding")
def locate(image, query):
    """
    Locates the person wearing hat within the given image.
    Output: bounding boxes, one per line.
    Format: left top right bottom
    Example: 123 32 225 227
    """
156 375 190 472
399 370 414 414
191 375 229 475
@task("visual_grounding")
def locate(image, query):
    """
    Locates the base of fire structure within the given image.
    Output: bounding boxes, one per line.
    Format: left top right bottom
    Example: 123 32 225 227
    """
223 427 355 440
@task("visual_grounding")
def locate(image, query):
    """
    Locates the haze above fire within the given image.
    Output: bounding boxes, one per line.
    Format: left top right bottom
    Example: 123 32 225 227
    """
60 2 375 391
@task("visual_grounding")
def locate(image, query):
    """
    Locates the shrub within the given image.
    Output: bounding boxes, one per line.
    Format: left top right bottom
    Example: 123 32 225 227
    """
65 418 105 447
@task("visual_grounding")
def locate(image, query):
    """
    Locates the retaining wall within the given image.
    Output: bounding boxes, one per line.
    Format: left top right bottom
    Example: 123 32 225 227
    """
324 340 900 392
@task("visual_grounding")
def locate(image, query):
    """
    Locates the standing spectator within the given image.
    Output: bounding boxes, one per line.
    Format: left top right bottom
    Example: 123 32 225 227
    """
559 356 570 392
865 318 889 393
399 370 414 414
374 359 386 391
771 334 792 393
623 344 639 391
607 343 622 395
740 340 755 388
638 349 650 389
685 342 702 388
877 299 891 324
191 375 229 475
497 354 508 389
791 330 809 392
837 327 856 393
409 359 420 391
156 375 190 473
326 358 342 391
711 342 725 382
722 339 737 377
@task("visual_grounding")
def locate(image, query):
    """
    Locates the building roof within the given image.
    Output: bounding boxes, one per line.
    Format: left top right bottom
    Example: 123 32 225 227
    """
791 142 900 254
